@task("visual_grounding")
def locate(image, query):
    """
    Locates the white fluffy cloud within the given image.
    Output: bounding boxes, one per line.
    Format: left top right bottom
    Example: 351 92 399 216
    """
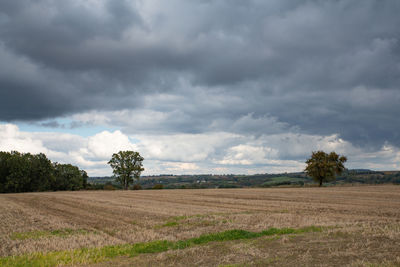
87 130 137 159
1 123 399 176
0 124 137 175
218 145 279 165
133 132 239 162
0 124 44 153
1 0 400 166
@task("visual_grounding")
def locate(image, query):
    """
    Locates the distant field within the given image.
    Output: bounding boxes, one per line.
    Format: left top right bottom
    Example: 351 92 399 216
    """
88 170 400 189
1 186 399 266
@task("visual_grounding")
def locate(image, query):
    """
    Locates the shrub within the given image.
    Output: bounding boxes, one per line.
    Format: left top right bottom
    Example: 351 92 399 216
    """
152 184 163 190
103 183 115 190
86 183 104 190
132 184 142 190
218 184 239 188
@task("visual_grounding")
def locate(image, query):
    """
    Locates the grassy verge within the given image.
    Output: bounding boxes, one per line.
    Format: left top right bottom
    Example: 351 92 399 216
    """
10 229 90 240
155 219 220 228
154 221 180 228
1 226 323 267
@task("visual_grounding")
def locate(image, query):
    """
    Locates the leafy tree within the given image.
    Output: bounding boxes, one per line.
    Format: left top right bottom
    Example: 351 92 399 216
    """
0 152 10 192
305 151 347 187
81 170 88 189
53 163 86 191
30 153 55 192
5 151 31 192
108 151 144 190
0 151 87 193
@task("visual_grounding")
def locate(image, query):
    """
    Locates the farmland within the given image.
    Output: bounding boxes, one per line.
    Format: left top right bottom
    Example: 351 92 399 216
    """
1 185 400 266
88 170 400 189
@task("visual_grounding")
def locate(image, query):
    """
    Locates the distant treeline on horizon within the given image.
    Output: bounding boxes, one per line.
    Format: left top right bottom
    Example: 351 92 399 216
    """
89 169 400 190
1 150 400 193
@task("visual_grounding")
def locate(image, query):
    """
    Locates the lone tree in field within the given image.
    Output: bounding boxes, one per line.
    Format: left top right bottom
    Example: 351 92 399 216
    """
108 151 144 190
305 151 347 187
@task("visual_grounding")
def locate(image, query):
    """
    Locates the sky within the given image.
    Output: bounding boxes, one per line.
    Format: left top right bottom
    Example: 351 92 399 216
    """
1 0 400 176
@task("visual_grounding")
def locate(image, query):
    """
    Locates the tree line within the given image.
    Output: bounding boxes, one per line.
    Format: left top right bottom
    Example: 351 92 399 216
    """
0 148 351 193
106 150 348 189
0 151 87 193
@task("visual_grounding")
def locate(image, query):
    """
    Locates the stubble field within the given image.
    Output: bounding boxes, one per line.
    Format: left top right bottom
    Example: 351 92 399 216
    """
0 185 399 266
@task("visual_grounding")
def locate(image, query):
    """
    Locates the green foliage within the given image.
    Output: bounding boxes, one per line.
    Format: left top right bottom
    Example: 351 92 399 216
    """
0 226 324 267
261 177 307 187
85 183 105 190
0 151 55 192
218 183 240 188
88 169 400 190
103 183 116 190
152 184 163 189
305 151 347 186
0 151 87 193
108 151 144 190
132 184 142 190
53 163 87 191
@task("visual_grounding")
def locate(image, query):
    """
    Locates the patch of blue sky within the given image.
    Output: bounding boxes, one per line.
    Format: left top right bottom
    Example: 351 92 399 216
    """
128 137 141 144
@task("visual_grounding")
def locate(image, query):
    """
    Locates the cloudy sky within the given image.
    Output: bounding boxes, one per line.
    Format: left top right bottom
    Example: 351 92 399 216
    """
1 0 400 176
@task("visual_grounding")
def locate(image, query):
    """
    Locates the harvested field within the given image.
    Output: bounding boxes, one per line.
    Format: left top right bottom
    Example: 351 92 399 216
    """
0 185 399 266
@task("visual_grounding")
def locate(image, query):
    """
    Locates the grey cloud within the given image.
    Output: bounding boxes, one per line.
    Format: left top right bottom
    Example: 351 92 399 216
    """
1 0 400 148
38 120 62 128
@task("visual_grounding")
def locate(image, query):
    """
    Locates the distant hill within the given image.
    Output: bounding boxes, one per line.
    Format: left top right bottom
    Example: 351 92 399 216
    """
88 169 400 189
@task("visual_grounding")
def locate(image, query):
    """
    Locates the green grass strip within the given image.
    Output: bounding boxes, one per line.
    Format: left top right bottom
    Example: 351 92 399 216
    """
10 229 90 240
0 226 323 267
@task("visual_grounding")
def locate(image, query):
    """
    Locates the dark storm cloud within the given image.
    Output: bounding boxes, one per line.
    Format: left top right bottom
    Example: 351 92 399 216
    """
1 0 400 147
